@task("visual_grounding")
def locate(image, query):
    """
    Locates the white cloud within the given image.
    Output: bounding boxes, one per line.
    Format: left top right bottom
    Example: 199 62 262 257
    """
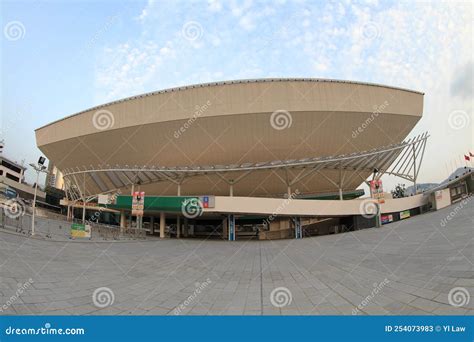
93 0 472 187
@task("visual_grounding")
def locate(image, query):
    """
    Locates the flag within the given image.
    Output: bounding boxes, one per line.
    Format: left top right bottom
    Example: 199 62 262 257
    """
465 155 470 161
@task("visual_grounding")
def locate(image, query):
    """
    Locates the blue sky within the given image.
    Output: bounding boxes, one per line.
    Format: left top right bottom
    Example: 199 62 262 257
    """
1 0 472 188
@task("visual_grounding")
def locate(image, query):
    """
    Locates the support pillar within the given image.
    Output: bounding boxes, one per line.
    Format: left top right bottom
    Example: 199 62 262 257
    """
339 188 343 200
375 203 382 228
150 216 155 235
82 174 86 223
287 186 291 198
228 214 235 241
160 212 166 238
412 144 417 195
120 210 126 234
82 201 86 223
229 183 234 197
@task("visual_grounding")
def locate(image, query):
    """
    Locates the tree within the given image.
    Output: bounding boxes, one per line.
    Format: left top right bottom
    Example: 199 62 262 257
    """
391 184 406 198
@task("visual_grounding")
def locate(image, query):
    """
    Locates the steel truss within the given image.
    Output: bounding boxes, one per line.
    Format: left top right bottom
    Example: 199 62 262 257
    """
62 132 429 201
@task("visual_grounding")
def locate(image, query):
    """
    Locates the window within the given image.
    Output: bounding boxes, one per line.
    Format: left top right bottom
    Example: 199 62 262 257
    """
5 173 20 182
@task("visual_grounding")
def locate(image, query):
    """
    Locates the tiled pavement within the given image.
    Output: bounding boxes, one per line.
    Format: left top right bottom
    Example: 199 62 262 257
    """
0 199 472 315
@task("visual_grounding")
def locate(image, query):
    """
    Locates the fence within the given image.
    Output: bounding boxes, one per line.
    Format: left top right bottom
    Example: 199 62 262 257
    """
0 208 145 241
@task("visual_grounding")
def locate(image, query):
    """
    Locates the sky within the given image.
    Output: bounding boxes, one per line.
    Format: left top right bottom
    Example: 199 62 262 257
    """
1 0 473 191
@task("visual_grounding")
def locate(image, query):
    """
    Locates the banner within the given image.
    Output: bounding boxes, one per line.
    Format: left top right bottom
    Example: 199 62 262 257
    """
132 191 145 216
370 180 385 204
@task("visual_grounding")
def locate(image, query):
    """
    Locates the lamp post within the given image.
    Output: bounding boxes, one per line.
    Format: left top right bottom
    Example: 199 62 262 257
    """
29 157 48 236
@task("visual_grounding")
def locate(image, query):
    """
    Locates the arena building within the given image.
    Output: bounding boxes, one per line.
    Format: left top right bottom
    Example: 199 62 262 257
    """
35 78 429 240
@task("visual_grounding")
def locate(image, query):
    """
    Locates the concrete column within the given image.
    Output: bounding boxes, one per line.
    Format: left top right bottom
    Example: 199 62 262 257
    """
339 188 343 200
82 200 86 223
177 183 181 196
287 186 291 198
150 216 155 235
160 212 166 238
229 183 234 197
120 210 126 235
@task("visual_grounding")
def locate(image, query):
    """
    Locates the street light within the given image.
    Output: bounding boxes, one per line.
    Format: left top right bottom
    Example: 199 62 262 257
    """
29 157 48 236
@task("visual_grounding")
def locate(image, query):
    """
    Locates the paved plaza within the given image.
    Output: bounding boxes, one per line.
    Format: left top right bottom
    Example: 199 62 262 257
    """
0 199 472 316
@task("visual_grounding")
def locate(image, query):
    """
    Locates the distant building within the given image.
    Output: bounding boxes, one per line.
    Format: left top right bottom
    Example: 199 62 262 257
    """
0 155 45 201
46 163 64 190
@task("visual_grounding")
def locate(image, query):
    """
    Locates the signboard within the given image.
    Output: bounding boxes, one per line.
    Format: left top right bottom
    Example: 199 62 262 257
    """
381 214 394 225
199 196 215 208
370 180 385 204
98 194 116 205
400 210 411 220
132 191 145 216
71 223 91 238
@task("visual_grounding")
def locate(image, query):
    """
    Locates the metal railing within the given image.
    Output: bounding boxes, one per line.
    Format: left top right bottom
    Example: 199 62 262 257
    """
0 207 146 241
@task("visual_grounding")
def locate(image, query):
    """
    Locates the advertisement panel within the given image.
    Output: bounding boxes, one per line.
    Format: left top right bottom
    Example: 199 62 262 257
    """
400 210 411 220
71 223 91 238
132 191 145 216
370 180 385 204
381 214 394 224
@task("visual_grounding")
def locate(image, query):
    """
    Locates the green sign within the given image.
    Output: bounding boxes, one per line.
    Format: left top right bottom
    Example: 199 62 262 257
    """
71 223 91 238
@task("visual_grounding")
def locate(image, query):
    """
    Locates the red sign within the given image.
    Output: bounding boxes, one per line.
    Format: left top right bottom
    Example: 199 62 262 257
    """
370 180 385 204
132 191 145 216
